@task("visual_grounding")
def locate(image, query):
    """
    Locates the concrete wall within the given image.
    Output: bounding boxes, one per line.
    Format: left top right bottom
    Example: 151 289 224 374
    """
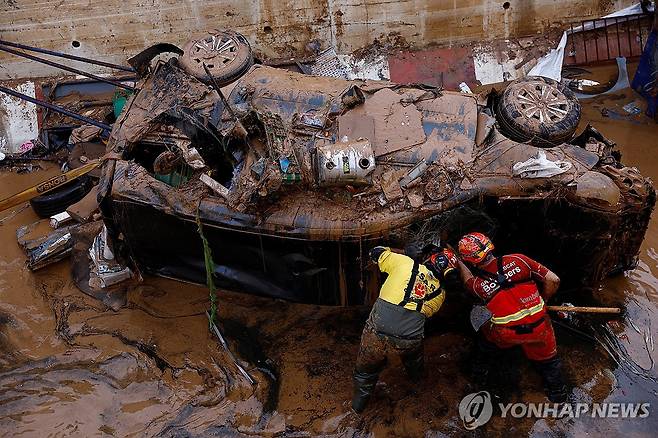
0 0 637 80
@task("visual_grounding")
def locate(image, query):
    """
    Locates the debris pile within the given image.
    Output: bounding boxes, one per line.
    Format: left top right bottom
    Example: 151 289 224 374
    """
0 25 655 307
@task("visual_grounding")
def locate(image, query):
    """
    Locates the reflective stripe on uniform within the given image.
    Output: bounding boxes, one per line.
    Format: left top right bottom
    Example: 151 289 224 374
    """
490 298 545 325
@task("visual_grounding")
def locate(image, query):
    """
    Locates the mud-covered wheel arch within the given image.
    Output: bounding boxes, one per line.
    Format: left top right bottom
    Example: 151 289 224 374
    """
496 76 581 147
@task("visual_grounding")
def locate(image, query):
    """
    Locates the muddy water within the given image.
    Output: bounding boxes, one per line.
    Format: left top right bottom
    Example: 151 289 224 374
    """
1 87 658 437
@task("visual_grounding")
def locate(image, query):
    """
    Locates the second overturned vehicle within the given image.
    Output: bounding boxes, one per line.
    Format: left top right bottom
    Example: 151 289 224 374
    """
96 43 655 305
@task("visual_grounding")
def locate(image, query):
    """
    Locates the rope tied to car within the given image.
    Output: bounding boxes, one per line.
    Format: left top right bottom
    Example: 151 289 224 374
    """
195 206 218 328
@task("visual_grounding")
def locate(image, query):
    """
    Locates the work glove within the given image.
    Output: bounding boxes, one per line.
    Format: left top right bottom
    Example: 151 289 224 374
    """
556 302 575 321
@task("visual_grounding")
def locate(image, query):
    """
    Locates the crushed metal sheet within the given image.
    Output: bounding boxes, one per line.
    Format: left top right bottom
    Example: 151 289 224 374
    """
337 113 375 143
50 211 73 228
411 93 478 165
347 88 426 157
67 186 99 223
16 220 77 271
89 225 132 288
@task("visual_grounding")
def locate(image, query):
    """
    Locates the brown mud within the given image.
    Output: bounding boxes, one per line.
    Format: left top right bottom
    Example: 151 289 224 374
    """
1 82 658 436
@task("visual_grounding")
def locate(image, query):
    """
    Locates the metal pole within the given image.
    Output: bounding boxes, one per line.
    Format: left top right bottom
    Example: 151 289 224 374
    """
604 18 611 61
626 16 633 56
615 17 621 58
637 15 644 52
570 24 577 62
593 18 600 62
0 85 111 130
202 62 237 121
0 45 135 91
0 39 134 72
582 20 589 63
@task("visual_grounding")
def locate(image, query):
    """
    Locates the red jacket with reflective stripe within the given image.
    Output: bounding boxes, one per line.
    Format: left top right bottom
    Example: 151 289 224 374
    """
466 254 548 326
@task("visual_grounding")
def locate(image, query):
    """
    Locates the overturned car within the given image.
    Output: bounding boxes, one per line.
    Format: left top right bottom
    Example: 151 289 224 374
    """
97 51 655 305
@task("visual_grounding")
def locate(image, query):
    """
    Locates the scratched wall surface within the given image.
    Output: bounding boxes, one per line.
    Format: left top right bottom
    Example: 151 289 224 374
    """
0 0 637 80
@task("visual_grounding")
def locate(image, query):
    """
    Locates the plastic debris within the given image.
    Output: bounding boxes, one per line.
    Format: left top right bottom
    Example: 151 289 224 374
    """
19 141 34 153
512 150 573 178
575 57 631 100
528 31 568 82
50 211 73 228
183 146 206 170
279 157 290 173
458 82 473 94
89 225 131 288
299 111 324 129
623 101 642 115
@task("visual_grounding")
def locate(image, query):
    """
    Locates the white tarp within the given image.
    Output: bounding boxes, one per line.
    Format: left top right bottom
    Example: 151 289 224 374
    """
528 31 568 81
512 151 573 178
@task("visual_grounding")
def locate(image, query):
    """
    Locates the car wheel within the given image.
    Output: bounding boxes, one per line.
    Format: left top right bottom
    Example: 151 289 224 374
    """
30 176 94 218
179 30 253 86
496 76 581 146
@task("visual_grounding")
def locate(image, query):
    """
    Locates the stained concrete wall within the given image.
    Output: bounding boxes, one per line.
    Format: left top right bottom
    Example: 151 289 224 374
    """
0 0 637 80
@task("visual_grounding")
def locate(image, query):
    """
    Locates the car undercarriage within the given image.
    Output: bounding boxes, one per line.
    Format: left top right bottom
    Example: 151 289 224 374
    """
97 57 655 305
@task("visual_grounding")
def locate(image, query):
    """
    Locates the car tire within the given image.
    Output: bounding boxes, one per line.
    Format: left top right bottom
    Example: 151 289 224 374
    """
179 30 253 86
496 76 581 146
30 176 94 218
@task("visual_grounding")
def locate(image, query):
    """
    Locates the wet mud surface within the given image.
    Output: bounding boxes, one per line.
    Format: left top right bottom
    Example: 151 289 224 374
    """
1 86 658 436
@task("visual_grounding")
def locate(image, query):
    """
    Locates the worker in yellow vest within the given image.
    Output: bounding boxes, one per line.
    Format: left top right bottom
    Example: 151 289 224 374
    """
352 245 457 413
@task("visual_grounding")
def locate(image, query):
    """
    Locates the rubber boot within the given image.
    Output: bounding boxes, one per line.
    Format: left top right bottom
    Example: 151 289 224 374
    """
471 336 497 387
535 357 568 403
352 369 380 414
401 343 425 382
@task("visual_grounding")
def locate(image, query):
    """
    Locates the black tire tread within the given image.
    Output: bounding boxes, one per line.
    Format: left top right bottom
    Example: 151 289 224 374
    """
30 177 93 218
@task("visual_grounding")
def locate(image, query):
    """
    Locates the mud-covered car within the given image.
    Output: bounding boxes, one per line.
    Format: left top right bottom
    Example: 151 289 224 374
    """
97 50 655 305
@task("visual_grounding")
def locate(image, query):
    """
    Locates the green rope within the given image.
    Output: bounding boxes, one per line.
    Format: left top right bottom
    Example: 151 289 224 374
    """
196 210 218 328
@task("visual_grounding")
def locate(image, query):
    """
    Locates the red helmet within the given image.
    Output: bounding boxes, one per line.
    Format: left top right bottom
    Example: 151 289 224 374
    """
458 233 494 265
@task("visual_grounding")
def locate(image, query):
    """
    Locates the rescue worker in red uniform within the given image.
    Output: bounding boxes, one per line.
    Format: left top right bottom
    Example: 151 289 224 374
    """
351 246 458 413
455 232 567 402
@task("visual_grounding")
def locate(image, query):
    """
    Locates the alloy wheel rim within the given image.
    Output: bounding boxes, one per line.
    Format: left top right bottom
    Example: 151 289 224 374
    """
191 34 238 68
515 83 569 123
